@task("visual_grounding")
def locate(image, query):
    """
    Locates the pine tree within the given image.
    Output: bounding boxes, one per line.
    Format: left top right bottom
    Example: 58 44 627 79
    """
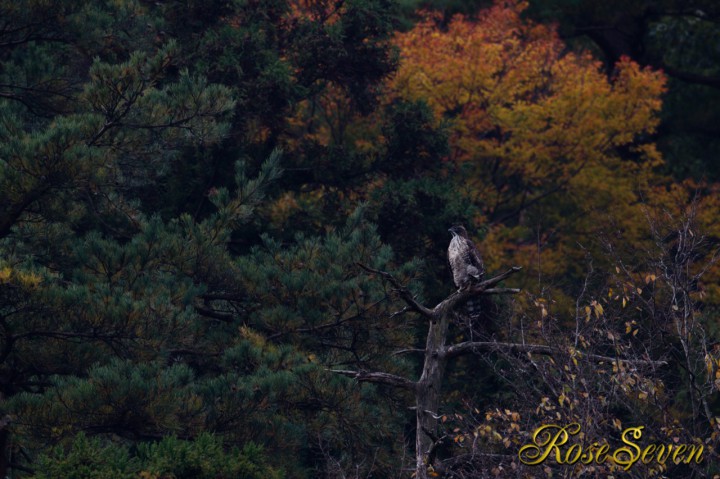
1 0 417 476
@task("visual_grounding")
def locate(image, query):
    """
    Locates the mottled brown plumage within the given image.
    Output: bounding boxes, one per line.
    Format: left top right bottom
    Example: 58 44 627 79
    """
448 225 485 290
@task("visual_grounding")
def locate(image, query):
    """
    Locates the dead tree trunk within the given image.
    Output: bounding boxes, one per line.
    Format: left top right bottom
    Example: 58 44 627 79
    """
415 299 450 477
333 264 665 478
412 268 522 478
346 265 522 478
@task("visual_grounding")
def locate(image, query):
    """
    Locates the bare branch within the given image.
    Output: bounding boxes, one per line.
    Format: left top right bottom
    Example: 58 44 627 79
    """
356 263 434 317
390 306 411 318
434 267 522 316
330 369 417 390
476 267 522 289
392 348 426 356
443 341 667 367
193 304 234 322
482 287 521 295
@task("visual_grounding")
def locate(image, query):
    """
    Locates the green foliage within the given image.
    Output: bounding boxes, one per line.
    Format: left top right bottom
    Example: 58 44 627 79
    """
237 208 417 363
0 0 414 476
380 99 449 177
289 0 399 111
30 434 136 479
4 0 720 477
137 434 283 479
29 432 281 479
10 360 201 441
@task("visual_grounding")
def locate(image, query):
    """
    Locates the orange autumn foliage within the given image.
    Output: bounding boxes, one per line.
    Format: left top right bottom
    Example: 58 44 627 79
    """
389 1 677 306
391 1 665 198
285 0 345 24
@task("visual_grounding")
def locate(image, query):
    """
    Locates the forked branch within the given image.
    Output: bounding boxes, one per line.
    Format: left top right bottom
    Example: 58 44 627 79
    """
357 263 522 321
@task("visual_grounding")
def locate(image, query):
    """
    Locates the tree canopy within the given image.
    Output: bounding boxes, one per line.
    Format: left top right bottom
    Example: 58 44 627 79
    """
1 0 720 478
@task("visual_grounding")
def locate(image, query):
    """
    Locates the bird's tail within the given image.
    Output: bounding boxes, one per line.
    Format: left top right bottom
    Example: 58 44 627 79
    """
464 298 481 320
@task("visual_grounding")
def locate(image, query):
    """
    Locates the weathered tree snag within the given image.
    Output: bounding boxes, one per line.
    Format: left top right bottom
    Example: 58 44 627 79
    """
412 267 521 478
339 263 671 477
352 265 522 478
415 297 450 478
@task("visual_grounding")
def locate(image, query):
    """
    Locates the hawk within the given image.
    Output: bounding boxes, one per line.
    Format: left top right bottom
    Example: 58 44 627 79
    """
448 225 485 290
448 225 485 319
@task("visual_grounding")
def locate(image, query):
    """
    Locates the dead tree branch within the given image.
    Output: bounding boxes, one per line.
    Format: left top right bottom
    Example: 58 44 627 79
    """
356 263 434 317
443 341 667 367
330 369 417 390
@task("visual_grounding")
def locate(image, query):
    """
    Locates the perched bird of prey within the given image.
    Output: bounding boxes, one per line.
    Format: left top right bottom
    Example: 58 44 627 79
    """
448 225 485 290
448 225 485 319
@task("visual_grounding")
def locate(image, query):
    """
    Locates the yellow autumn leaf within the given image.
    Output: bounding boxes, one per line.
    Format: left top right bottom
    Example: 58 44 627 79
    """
0 267 11 284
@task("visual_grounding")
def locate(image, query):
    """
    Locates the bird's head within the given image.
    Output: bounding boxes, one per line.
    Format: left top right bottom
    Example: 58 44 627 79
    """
449 225 468 238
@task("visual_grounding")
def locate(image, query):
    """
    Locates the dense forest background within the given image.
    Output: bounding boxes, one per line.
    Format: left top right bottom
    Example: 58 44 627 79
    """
2 0 720 477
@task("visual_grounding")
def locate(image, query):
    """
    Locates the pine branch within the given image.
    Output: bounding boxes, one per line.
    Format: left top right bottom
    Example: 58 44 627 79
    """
167 349 221 357
0 181 51 239
8 463 34 475
443 340 667 367
267 300 387 341
330 369 417 390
